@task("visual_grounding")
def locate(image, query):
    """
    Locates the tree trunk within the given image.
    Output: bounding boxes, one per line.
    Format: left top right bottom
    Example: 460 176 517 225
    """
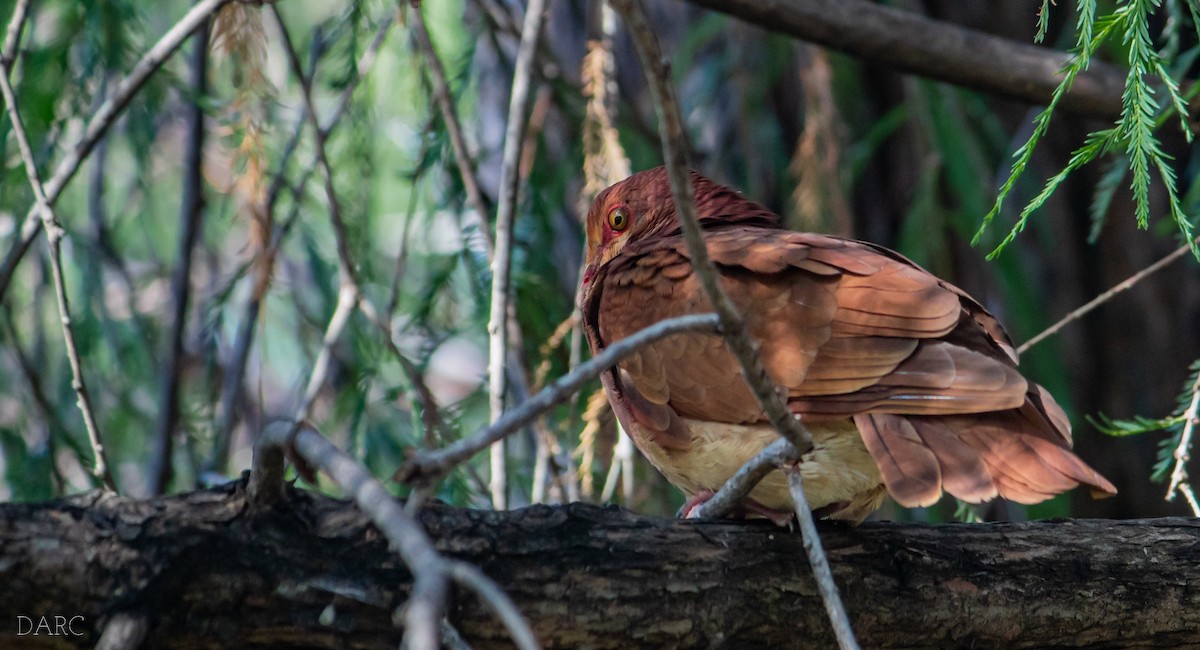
1 483 1197 648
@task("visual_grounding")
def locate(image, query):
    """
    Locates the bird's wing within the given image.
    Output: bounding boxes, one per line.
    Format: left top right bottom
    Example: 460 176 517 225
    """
594 228 1027 422
590 227 1116 505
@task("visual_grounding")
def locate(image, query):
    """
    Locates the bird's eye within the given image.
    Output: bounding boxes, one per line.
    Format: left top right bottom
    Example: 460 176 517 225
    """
607 206 631 232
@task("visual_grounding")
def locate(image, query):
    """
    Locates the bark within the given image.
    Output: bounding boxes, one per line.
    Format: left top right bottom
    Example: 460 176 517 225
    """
1 483 1198 649
682 0 1127 119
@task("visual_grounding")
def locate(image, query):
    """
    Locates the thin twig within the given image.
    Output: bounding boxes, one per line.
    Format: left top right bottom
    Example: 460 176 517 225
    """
486 0 551 510
439 620 474 650
1 0 29 64
1166 369 1200 512
250 422 447 650
447 561 540 650
400 313 721 484
294 285 358 421
411 5 494 257
210 12 394 474
1018 236 1200 355
609 1 850 645
1178 482 1200 516
269 5 356 286
787 469 861 650
266 5 384 428
357 300 492 496
0 23 116 491
1 312 72 492
151 17 210 495
689 438 802 519
0 0 235 303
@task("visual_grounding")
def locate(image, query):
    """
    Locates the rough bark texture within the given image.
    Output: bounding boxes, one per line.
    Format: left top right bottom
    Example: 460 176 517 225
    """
1 483 1198 648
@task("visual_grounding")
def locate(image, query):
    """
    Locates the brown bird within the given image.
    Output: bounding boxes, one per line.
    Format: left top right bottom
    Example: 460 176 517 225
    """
579 167 1116 524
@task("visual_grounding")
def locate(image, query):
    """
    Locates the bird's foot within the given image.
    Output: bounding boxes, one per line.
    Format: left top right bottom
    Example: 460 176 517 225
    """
678 489 795 528
678 489 717 519
740 498 796 528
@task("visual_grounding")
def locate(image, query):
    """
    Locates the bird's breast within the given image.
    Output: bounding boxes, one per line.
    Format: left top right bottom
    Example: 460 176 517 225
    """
625 416 885 522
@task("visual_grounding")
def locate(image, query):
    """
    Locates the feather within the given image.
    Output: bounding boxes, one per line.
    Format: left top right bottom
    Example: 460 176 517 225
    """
580 167 1116 520
854 413 941 507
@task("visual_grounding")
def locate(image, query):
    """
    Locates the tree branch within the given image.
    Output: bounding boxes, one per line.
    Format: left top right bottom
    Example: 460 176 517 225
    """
1166 369 1200 514
0 0 235 303
151 16 211 495
682 0 1126 119
411 5 495 257
399 313 721 484
249 423 447 650
210 11 394 475
5 490 1200 648
0 10 115 491
487 0 551 510
1018 236 1200 355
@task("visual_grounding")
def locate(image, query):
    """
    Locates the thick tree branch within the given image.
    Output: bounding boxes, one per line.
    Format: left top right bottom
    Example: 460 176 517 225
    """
682 0 1126 119
4 489 1199 648
250 423 447 650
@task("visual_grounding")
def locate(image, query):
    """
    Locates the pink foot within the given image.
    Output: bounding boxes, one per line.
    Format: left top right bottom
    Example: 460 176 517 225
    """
678 489 795 527
740 498 796 528
678 489 716 519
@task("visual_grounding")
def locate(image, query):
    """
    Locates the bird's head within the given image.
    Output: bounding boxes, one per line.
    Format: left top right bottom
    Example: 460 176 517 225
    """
581 166 779 286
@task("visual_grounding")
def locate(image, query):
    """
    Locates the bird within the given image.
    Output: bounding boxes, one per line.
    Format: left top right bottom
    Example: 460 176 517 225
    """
579 166 1117 524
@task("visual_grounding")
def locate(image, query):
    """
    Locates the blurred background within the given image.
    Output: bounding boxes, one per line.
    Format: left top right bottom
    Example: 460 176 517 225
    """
0 0 1197 521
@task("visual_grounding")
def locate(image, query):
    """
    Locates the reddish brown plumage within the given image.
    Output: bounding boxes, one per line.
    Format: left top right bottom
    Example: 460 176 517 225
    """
580 167 1116 520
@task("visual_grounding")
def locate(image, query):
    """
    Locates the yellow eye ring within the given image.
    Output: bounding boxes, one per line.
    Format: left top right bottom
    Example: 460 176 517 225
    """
607 205 631 232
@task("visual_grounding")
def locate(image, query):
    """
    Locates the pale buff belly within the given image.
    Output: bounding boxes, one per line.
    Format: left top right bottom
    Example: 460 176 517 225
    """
631 418 886 522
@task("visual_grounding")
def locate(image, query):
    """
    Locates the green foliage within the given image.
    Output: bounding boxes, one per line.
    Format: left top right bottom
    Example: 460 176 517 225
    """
976 0 1199 260
0 0 1192 525
1092 358 1200 483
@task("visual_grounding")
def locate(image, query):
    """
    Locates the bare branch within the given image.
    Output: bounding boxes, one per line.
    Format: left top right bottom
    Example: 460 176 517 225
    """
487 0 551 510
787 468 861 650
448 561 540 650
0 0 29 64
1166 369 1200 514
399 313 721 485
1018 236 1200 355
0 17 115 491
151 17 211 495
0 0 236 303
681 0 1126 119
250 422 448 650
688 438 801 520
211 12 394 474
268 5 356 287
295 285 358 421
268 5 392 429
608 0 850 644
411 5 494 257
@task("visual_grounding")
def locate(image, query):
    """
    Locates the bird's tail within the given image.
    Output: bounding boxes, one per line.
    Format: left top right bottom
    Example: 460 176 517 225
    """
853 385 1117 508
